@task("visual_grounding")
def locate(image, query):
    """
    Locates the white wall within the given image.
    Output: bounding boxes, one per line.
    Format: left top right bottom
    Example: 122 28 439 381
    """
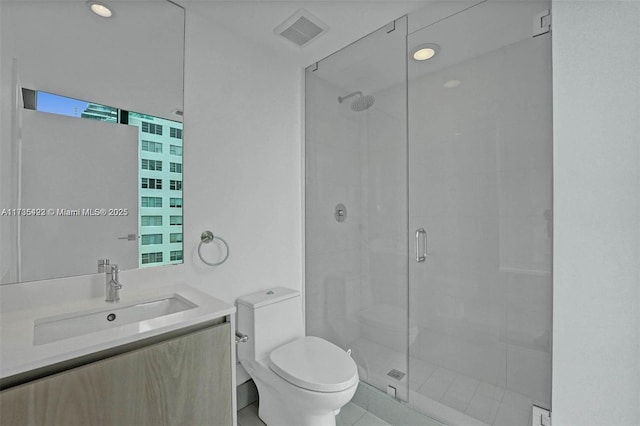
181 9 302 303
552 1 640 424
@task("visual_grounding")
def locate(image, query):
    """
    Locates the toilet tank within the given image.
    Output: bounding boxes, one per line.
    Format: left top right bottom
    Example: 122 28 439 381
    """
236 287 304 362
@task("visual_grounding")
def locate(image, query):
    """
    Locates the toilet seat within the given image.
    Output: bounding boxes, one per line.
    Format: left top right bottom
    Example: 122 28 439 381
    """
269 336 358 393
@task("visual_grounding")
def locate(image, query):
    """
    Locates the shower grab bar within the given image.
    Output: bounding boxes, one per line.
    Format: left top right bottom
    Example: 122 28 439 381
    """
415 228 427 262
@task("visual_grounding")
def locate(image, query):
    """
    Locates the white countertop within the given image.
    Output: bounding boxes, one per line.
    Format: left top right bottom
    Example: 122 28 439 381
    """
0 284 235 379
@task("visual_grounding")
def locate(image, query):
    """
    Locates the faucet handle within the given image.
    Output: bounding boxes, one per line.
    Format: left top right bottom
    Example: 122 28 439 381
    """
104 263 122 303
110 264 121 282
98 258 110 273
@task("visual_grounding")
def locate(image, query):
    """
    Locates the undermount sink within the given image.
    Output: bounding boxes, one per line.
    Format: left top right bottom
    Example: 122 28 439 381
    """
33 294 198 345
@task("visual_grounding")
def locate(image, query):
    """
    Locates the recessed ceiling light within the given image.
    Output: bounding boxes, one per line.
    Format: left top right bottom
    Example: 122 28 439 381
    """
412 43 440 61
87 1 113 18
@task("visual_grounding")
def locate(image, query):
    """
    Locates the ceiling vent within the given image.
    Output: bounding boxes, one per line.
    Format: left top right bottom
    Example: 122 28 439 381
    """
275 9 328 48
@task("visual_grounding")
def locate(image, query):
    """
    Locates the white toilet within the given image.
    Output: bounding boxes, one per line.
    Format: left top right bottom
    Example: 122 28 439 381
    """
236 287 359 426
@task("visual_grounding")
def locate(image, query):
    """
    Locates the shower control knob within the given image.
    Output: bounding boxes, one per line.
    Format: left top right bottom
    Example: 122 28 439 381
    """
334 204 347 223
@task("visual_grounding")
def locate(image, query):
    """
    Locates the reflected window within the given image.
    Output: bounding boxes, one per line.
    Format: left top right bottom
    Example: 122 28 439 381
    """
26 90 183 269
170 162 182 173
141 122 163 135
141 159 162 171
141 196 162 207
141 215 163 226
169 180 182 191
141 234 163 245
35 91 118 123
141 252 163 264
170 127 182 139
142 140 163 153
141 178 162 190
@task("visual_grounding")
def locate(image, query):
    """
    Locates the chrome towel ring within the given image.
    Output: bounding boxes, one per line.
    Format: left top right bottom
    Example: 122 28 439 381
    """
198 231 230 266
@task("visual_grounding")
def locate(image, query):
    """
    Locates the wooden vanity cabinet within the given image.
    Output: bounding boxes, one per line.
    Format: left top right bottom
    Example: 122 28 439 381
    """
0 322 232 426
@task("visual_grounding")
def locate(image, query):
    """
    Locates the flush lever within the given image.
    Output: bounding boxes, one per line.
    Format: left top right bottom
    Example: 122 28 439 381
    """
235 331 249 344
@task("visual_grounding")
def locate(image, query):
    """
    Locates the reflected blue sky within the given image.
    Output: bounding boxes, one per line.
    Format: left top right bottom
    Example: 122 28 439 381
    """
36 91 90 118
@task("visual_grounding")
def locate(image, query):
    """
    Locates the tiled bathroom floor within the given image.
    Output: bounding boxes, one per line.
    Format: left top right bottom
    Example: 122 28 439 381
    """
237 402 391 426
237 339 547 426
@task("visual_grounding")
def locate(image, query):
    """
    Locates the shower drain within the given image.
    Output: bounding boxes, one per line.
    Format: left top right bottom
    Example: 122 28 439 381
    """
387 369 405 381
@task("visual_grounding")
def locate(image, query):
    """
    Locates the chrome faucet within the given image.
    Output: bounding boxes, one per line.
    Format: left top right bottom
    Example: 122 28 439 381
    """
105 264 123 303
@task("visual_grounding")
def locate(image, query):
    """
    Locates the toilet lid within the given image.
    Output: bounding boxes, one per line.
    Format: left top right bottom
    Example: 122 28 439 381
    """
269 336 358 393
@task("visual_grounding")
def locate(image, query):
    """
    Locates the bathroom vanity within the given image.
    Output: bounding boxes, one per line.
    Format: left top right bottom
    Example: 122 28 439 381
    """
0 285 236 426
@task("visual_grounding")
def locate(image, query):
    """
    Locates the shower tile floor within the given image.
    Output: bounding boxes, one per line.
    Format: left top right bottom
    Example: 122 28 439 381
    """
410 365 533 426
237 402 391 426
352 338 547 426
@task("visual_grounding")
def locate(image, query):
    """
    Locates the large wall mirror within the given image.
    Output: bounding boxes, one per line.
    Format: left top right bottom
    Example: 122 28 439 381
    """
0 0 185 285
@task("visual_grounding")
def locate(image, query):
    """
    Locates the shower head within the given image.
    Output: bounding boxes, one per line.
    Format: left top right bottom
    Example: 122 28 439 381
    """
351 94 375 112
338 91 375 112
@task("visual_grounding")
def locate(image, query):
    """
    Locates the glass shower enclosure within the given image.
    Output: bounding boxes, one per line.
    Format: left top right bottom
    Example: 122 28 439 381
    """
305 15 410 402
305 3 552 425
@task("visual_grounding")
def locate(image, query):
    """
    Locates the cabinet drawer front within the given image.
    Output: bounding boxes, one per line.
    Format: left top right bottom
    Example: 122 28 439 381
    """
0 322 232 426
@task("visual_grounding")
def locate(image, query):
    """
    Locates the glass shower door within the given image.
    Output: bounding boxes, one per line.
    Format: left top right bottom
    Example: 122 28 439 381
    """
305 16 409 401
407 2 553 425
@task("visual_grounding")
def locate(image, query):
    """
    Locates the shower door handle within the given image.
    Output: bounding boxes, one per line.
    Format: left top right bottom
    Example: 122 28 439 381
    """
415 228 427 262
